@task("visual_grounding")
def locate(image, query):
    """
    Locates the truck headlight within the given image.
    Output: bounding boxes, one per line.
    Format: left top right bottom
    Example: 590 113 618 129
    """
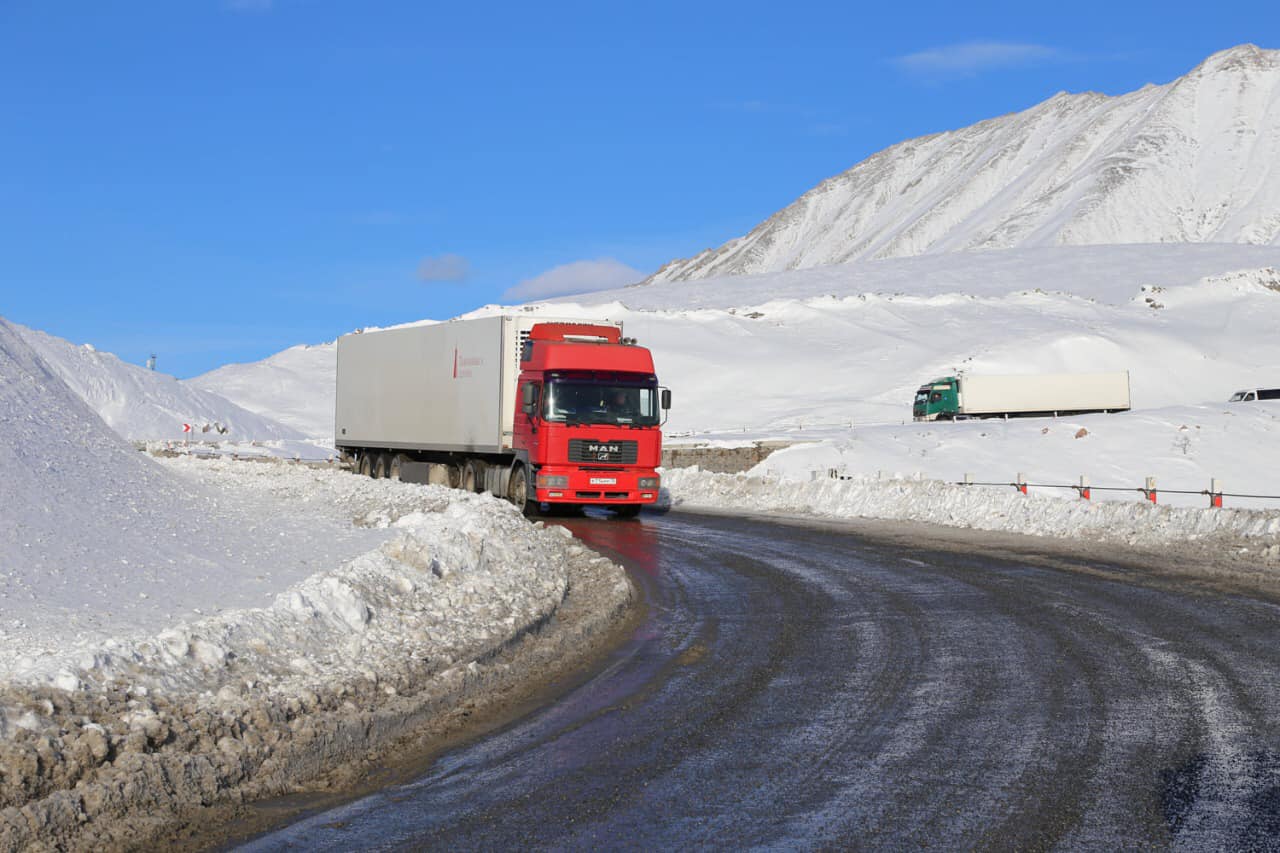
537 474 569 488
637 476 660 489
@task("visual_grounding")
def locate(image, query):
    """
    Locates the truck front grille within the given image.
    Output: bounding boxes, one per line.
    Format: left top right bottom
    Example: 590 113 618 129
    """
568 439 638 464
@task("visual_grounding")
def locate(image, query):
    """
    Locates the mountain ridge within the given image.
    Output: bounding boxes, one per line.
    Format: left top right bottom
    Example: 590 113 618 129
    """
648 44 1280 283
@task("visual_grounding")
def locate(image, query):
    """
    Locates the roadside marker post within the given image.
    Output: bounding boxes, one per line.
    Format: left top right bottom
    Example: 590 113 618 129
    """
1077 475 1091 501
1016 472 1027 496
1210 478 1223 508
1144 476 1158 504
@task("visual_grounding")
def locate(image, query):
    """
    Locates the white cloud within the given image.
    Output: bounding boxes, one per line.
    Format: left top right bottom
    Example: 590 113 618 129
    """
417 253 470 283
895 42 1063 75
503 258 647 302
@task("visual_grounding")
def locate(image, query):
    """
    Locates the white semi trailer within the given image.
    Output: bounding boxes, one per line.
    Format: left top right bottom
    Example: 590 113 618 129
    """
913 372 1131 420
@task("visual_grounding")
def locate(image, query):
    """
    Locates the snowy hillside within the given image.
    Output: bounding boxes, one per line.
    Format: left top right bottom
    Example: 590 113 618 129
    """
189 341 336 440
649 44 1280 282
13 320 302 442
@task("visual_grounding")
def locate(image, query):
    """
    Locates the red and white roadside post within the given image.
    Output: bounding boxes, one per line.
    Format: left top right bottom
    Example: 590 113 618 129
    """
1209 478 1223 508
182 422 192 447
1016 472 1027 496
1144 476 1158 504
1078 475 1091 501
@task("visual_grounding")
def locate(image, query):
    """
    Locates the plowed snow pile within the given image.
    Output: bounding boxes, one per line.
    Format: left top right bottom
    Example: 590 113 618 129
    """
13 320 302 443
0 317 632 850
0 318 389 665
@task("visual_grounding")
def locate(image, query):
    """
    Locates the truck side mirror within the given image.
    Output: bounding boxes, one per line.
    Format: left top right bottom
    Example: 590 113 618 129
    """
661 388 672 410
521 383 537 415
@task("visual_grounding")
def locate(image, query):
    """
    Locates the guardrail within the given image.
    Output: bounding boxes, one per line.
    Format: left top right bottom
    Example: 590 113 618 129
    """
954 474 1279 508
814 469 1280 508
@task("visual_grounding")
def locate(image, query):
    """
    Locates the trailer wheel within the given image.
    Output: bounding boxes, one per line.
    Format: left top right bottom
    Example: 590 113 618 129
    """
507 465 539 517
464 459 486 494
388 454 407 481
459 461 476 493
357 453 373 477
371 453 391 480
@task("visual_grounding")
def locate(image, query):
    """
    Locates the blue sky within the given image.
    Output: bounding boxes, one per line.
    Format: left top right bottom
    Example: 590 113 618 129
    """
1 1 1273 377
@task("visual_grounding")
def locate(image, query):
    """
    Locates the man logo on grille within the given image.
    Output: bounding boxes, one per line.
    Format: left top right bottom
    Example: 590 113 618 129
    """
587 444 621 453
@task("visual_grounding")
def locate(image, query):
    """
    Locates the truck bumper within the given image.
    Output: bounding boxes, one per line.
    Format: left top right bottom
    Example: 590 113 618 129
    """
535 467 660 505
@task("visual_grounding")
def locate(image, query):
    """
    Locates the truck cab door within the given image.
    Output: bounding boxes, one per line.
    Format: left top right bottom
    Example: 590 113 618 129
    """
515 380 542 457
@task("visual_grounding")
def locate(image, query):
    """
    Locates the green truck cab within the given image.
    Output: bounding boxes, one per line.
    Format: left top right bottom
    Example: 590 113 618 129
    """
913 377 960 420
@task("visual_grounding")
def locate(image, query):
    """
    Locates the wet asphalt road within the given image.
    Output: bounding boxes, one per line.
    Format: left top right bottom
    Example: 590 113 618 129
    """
243 511 1280 850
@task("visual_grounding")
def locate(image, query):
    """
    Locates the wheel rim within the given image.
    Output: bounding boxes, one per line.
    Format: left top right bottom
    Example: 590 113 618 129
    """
510 468 528 505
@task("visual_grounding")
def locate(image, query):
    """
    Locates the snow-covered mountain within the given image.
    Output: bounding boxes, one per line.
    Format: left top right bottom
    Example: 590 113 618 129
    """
649 44 1280 283
12 321 303 442
189 342 337 440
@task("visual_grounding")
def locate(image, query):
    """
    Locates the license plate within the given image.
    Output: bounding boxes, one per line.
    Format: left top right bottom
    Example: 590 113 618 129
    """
589 477 617 485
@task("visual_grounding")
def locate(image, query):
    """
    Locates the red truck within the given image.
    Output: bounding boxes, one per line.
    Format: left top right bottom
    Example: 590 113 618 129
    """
335 315 670 517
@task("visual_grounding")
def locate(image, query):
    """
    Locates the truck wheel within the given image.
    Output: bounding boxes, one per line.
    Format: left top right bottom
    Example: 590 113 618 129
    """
372 453 391 480
507 466 539 517
459 461 477 493
357 453 373 477
465 459 487 494
613 505 642 519
389 454 407 481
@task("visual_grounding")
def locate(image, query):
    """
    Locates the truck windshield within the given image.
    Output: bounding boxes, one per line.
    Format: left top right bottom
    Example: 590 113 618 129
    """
544 381 660 426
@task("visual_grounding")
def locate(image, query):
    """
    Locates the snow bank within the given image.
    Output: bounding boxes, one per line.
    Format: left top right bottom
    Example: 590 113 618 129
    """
2 458 579 698
0 317 390 660
746 402 1280 510
0 460 632 851
662 467 1280 555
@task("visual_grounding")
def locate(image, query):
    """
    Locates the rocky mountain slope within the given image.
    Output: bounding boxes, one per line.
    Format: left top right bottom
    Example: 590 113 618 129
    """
650 44 1280 282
